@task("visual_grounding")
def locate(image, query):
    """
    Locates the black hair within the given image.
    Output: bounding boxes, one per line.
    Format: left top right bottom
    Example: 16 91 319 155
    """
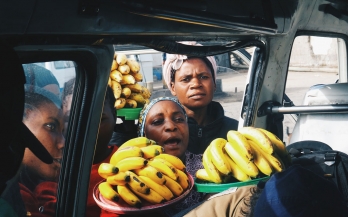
170 56 215 83
243 186 263 217
61 77 76 102
105 85 116 120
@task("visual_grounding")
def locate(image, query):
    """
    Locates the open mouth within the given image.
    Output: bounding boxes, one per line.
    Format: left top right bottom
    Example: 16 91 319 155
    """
163 138 181 147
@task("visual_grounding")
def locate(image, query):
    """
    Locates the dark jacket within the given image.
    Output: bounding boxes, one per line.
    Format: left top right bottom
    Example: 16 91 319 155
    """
187 101 238 154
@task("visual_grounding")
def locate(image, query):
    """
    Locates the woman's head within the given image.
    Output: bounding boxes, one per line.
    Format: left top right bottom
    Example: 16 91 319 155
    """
22 85 64 183
138 97 189 159
61 77 75 136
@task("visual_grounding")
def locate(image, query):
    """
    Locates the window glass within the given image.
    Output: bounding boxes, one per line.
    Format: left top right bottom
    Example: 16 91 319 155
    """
13 61 76 216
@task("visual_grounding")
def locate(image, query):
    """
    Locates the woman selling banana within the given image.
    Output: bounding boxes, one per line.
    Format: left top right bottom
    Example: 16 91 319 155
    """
138 97 206 216
162 41 238 161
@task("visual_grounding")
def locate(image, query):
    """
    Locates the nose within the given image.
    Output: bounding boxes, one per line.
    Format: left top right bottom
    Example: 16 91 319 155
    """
164 119 177 132
190 77 202 88
57 134 65 150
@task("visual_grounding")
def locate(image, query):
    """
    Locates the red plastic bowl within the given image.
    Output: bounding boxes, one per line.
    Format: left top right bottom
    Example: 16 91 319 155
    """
93 173 194 214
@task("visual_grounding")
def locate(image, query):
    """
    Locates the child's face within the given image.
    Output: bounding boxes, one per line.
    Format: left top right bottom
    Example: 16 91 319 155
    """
144 101 188 159
23 102 65 182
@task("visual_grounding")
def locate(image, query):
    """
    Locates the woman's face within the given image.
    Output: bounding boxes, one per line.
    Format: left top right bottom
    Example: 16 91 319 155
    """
144 101 188 159
170 58 216 110
23 102 65 182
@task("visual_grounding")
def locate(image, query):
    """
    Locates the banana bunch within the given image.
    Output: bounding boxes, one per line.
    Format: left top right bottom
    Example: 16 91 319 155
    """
196 127 291 184
108 53 151 110
98 137 190 208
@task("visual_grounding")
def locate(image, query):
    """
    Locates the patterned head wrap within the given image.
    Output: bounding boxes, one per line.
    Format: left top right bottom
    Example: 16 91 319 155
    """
162 41 218 88
137 97 187 137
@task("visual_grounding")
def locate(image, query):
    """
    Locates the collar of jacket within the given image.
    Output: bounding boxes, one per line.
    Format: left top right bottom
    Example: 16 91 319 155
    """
187 101 225 126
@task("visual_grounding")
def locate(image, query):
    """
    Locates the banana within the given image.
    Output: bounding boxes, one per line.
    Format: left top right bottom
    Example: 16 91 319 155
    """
138 176 174 201
223 153 251 182
176 169 189 190
202 146 222 184
98 182 120 202
121 87 132 99
111 80 122 99
114 98 126 109
248 140 273 176
132 188 165 204
108 77 112 87
140 86 151 99
209 138 231 175
227 130 254 161
110 146 144 166
130 72 143 82
118 64 130 75
110 70 123 83
225 141 259 178
196 169 216 183
271 152 285 172
119 137 158 149
111 59 118 71
126 171 150 194
256 146 283 173
133 165 166 185
116 53 127 65
127 59 140 73
98 163 119 179
128 93 147 105
163 174 184 197
125 99 137 108
257 128 291 166
124 83 143 93
117 185 142 208
154 154 186 171
106 171 131 184
140 145 164 159
147 158 178 181
120 74 135 85
115 157 148 172
239 127 274 155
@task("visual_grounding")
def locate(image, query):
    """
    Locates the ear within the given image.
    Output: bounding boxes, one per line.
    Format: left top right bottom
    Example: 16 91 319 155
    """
170 82 177 96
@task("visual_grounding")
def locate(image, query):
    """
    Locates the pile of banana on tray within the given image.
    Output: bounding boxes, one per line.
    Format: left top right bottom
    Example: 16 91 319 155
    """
98 137 190 208
196 127 291 184
108 53 151 109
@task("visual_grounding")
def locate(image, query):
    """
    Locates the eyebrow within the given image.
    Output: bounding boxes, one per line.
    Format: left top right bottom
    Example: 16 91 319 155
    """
47 117 61 126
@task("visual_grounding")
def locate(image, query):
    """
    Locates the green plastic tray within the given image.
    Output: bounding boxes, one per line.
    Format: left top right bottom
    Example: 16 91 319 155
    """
194 176 270 193
117 108 142 120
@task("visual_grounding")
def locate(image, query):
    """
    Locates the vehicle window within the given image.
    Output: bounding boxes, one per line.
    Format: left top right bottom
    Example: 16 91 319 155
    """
284 36 344 144
11 61 76 216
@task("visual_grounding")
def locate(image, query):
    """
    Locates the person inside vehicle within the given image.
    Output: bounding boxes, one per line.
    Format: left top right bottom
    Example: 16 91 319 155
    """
19 84 65 216
173 164 348 217
61 77 75 136
162 41 238 160
137 97 205 216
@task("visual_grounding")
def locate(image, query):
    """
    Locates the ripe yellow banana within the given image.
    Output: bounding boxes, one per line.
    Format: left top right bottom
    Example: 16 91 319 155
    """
256 146 283 173
114 98 126 109
99 182 120 202
108 77 112 87
106 177 127 186
117 185 142 208
176 169 189 190
111 59 118 71
110 70 123 83
138 176 174 201
209 138 231 175
124 99 137 108
223 153 251 182
140 86 151 99
147 158 178 181
225 141 259 178
110 146 144 166
133 165 166 185
239 127 274 155
115 157 148 172
128 93 146 105
257 128 291 166
98 163 119 179
111 80 122 99
227 130 254 161
116 53 127 66
163 174 184 197
130 72 143 82
127 59 140 73
140 145 164 159
248 140 273 176
120 74 135 85
271 152 285 172
125 83 143 93
132 188 165 204
118 64 130 75
121 87 132 99
202 146 222 184
126 171 150 194
196 169 216 183
106 171 131 184
154 154 186 171
119 137 157 149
